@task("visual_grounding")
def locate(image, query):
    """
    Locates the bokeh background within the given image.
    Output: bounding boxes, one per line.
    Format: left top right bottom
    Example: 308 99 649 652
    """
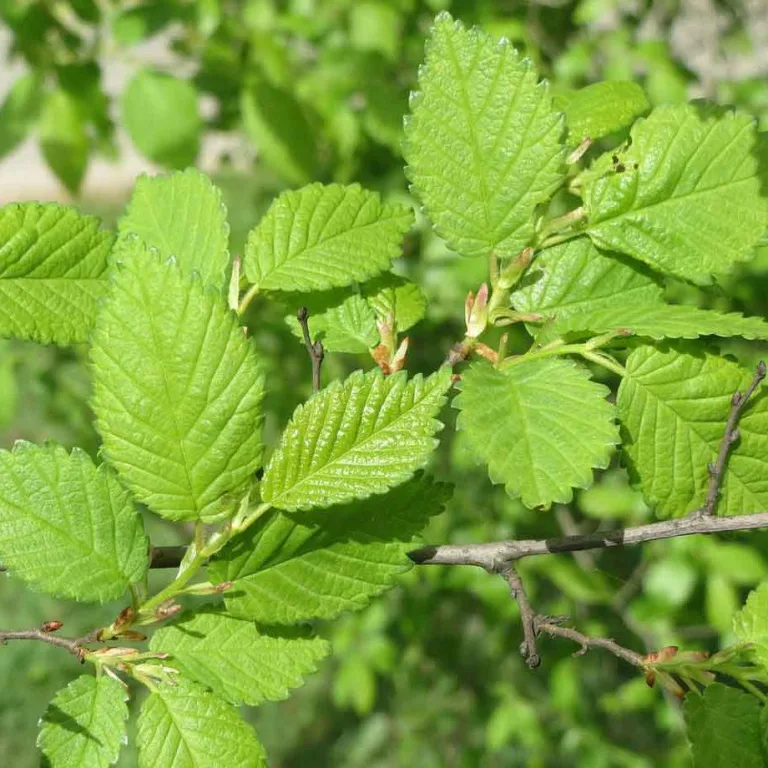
2 1 768 765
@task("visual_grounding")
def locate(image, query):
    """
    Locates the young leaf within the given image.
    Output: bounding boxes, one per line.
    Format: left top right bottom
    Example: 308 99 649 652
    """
137 678 266 768
91 239 265 521
454 358 619 509
585 103 768 283
150 607 330 706
617 346 768 517
283 290 379 354
122 69 201 168
40 89 88 195
362 273 427 332
404 12 565 259
118 169 230 290
683 684 763 768
511 237 663 340
0 203 113 344
241 80 318 186
562 81 649 142
210 475 451 623
0 72 43 161
733 583 768 668
0 443 148 602
261 367 452 511
243 183 413 293
552 303 768 342
38 675 128 768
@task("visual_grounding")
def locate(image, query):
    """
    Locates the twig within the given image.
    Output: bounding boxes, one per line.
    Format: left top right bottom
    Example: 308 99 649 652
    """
501 566 540 668
701 361 766 516
408 509 768 568
535 617 645 668
297 307 324 393
0 626 101 661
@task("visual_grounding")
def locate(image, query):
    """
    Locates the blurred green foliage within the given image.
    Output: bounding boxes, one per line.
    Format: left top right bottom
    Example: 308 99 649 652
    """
2 0 768 765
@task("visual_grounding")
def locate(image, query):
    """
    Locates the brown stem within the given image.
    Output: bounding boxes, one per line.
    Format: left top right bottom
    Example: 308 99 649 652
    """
701 361 766 516
501 566 540 668
535 617 645 668
0 626 101 661
297 307 324 393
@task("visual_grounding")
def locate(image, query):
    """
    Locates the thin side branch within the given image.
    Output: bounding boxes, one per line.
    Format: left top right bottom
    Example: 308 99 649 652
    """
502 566 540 667
297 307 324 393
0 626 100 660
535 617 645 668
702 361 766 516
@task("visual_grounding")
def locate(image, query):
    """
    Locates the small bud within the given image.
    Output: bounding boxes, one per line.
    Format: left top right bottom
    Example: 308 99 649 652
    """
473 343 498 364
390 337 409 373
297 306 309 323
41 621 63 633
464 283 489 338
155 601 182 620
114 607 135 630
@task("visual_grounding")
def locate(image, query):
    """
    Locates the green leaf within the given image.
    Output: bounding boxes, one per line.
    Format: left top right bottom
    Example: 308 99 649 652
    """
262 367 452 512
617 346 768 517
137 678 267 768
362 273 427 333
683 684 763 768
244 183 413 292
40 89 88 195
454 358 619 509
511 237 663 341
0 203 113 344
150 607 329 705
733 583 768 668
0 72 43 160
210 475 451 623
91 239 265 521
38 675 128 768
0 443 147 602
118 169 230 290
283 290 379 354
122 69 201 167
403 12 565 259
563 81 649 142
553 304 768 342
585 103 768 283
241 80 318 186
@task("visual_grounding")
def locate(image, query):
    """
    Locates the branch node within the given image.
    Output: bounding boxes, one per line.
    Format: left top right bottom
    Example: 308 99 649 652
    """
297 307 324 393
